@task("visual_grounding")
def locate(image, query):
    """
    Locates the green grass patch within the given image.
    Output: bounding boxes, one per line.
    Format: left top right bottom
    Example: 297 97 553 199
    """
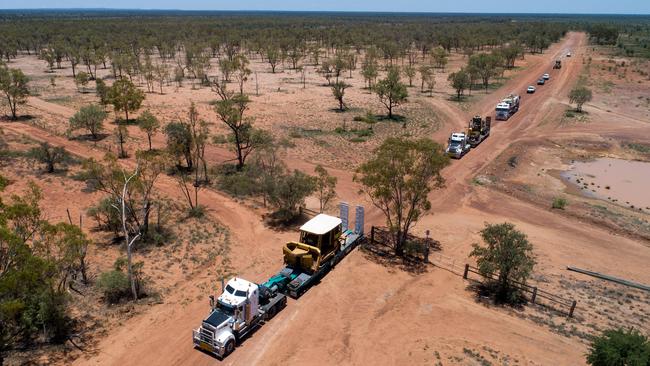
552 197 568 210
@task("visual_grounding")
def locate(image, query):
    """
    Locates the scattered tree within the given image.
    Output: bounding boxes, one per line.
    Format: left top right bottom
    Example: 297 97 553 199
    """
95 78 110 107
74 71 90 93
314 164 337 213
448 69 471 100
68 104 107 140
108 78 145 122
569 86 593 112
375 67 408 119
212 81 268 170
115 124 129 158
0 66 30 120
468 53 502 92
164 121 193 169
431 46 448 70
28 142 70 173
331 81 349 111
404 65 416 87
470 222 536 303
137 110 160 151
355 137 449 255
268 169 317 222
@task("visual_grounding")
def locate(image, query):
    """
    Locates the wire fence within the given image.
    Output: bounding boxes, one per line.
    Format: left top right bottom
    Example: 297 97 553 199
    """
463 264 577 317
368 226 577 317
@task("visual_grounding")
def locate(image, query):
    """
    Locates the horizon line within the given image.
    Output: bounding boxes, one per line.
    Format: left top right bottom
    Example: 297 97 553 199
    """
0 8 649 16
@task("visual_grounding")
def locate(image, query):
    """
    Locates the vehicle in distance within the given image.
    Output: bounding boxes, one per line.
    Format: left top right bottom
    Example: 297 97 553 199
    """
567 52 572 57
495 94 520 121
527 86 536 94
537 78 545 85
543 73 550 80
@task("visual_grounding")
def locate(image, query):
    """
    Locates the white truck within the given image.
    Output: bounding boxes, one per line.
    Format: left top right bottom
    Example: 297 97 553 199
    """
192 277 287 358
445 132 471 159
495 94 520 121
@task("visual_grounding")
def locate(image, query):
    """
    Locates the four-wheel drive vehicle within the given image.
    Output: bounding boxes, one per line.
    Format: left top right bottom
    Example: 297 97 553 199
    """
566 52 572 57
527 86 536 94
193 277 287 358
445 132 471 158
537 78 545 85
543 73 550 80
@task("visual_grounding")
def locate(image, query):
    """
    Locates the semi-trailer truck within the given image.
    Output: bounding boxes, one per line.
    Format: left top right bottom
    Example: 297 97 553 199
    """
495 94 520 120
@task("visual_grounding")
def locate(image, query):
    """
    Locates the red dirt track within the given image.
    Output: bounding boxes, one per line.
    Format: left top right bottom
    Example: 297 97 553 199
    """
3 31 650 365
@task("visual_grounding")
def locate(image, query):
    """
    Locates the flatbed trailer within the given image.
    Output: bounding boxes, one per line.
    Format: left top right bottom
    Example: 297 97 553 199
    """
279 230 363 298
264 203 365 299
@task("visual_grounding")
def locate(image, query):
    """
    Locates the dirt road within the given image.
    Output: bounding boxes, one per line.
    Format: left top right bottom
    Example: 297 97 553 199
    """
4 31 649 365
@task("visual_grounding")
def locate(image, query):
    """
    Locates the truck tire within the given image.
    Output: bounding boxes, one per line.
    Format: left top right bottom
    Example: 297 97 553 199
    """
267 305 277 319
225 340 235 356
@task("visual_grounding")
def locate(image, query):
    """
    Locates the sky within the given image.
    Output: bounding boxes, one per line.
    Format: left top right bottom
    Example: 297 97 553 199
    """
1 0 649 14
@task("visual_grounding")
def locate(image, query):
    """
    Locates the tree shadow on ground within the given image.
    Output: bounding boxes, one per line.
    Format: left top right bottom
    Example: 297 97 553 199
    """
0 115 35 122
376 114 406 123
361 227 441 275
69 133 110 142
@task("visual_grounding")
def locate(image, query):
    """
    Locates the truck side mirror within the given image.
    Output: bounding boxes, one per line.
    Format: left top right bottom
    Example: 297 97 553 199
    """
209 295 215 309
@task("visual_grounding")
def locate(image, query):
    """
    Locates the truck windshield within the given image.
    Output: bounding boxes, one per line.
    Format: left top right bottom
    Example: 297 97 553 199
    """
217 302 236 316
449 141 461 149
496 107 509 112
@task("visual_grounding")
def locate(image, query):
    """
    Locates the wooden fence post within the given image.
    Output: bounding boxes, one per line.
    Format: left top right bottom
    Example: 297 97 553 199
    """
463 264 469 279
370 226 375 244
569 300 577 318
531 287 538 304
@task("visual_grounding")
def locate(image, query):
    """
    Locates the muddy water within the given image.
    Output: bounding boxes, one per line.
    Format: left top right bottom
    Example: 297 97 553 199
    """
561 158 650 210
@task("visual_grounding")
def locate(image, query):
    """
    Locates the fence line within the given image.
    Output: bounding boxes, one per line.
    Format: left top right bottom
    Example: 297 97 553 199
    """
464 264 577 317
368 226 577 318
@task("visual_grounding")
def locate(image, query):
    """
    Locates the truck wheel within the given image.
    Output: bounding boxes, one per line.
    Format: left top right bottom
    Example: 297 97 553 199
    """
225 340 235 356
267 305 277 319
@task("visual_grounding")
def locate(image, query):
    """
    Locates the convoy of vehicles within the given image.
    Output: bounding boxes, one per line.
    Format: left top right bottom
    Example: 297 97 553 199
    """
193 205 365 358
192 43 568 361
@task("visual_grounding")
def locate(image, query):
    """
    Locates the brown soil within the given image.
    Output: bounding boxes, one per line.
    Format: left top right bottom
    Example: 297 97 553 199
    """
2 31 650 366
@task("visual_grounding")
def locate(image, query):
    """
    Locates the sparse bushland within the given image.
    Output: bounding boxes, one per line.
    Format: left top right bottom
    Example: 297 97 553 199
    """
0 180 93 357
216 137 318 224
